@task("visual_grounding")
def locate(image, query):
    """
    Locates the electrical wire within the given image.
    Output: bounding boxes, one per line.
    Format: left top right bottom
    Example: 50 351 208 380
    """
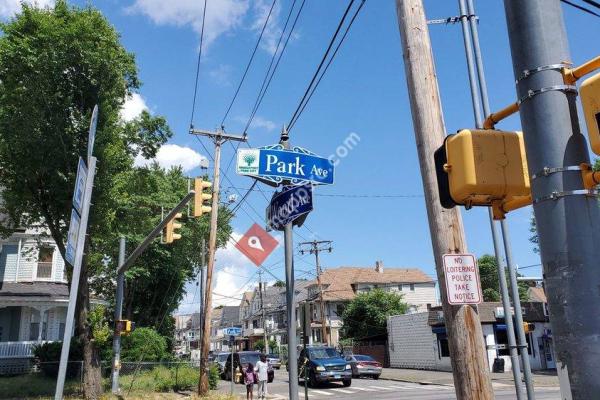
581 0 600 10
222 185 423 198
189 0 208 128
561 0 600 17
220 0 278 126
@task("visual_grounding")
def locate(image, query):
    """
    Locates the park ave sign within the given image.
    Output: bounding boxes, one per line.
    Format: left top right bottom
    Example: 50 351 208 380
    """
443 254 483 305
237 144 334 186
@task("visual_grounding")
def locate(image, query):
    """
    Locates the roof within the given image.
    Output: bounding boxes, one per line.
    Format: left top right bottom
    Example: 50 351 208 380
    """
221 306 240 326
314 267 434 302
0 282 105 304
527 287 547 303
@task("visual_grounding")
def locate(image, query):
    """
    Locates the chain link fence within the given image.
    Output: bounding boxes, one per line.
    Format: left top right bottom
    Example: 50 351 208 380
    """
0 360 84 398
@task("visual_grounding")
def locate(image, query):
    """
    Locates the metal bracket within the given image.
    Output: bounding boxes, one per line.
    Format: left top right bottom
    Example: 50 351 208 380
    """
516 63 572 82
517 85 578 105
531 165 584 180
533 189 600 204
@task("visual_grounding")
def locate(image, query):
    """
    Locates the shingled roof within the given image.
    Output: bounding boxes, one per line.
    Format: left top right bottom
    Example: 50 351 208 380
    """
314 266 434 301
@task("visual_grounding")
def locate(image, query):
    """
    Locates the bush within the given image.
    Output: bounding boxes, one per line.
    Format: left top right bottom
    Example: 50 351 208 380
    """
209 364 219 390
121 327 168 362
33 339 83 378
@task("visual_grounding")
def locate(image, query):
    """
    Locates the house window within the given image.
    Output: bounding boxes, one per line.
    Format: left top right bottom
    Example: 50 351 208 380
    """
398 285 403 291
336 304 345 317
437 333 450 358
37 247 54 279
59 323 65 339
29 322 47 341
253 320 258 329
410 284 415 291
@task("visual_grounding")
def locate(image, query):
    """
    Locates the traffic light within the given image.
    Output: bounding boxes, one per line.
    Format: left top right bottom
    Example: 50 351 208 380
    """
163 213 183 244
435 129 531 217
193 178 212 217
115 320 136 335
523 322 535 334
580 72 600 155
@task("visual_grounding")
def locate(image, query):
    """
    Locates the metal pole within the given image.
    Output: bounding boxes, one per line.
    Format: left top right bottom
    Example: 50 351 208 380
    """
259 272 269 354
111 238 126 394
198 238 206 360
303 302 308 400
504 1 600 398
457 2 523 398
464 0 535 397
55 157 96 400
281 127 299 400
230 331 234 396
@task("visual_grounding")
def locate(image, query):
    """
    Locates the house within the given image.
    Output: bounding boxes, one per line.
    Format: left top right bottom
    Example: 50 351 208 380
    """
387 301 555 372
208 306 241 352
305 261 437 346
0 227 103 373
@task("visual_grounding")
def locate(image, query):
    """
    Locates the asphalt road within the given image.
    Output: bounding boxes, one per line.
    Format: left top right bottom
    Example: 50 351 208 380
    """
217 369 562 400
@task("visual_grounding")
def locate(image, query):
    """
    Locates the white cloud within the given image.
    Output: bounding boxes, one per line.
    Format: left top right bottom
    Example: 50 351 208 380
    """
134 144 208 172
235 115 277 132
209 64 233 87
0 0 54 19
251 0 282 55
120 93 148 122
126 0 249 49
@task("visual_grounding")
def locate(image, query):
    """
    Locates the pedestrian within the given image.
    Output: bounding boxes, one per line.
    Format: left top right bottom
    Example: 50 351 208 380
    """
244 362 256 400
255 354 269 399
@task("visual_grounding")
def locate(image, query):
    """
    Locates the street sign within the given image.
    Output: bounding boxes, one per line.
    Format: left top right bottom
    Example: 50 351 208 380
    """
65 211 81 265
223 327 242 336
72 158 88 215
87 105 98 162
443 254 483 305
236 145 334 186
235 223 278 266
266 184 313 231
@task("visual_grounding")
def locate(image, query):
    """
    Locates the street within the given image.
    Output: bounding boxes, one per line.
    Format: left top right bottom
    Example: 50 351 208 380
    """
217 369 561 400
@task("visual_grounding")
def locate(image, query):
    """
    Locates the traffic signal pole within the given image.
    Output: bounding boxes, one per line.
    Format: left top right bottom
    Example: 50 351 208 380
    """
503 1 600 398
456 1 525 398
190 128 247 396
111 237 126 394
395 1 494 398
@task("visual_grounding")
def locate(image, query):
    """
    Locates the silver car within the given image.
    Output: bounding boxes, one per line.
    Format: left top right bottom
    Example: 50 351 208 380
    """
267 353 282 369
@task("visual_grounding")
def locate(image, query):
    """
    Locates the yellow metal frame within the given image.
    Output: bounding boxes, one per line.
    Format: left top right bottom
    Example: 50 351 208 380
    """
563 56 600 85
483 102 520 130
580 163 600 189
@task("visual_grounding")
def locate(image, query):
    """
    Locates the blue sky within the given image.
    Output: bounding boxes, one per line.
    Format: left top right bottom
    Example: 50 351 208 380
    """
4 0 598 311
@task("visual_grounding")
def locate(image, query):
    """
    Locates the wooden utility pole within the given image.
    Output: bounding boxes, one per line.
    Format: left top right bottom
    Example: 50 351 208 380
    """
395 1 494 399
192 128 247 395
299 240 332 345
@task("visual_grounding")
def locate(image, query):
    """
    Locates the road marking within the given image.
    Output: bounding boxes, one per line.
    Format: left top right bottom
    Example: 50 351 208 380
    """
330 388 355 394
310 390 334 396
351 386 376 391
388 384 414 390
367 385 395 390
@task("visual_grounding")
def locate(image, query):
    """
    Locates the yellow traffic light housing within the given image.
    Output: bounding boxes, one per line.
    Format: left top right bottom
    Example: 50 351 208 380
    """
115 319 136 335
163 213 183 244
523 322 535 334
580 72 600 155
193 178 213 217
435 129 531 217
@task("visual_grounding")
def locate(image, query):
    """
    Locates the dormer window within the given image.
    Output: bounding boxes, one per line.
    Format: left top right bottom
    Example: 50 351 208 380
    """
36 247 54 279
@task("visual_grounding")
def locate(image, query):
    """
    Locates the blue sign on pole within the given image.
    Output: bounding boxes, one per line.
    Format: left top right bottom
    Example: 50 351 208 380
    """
223 327 242 337
237 145 334 186
266 184 313 231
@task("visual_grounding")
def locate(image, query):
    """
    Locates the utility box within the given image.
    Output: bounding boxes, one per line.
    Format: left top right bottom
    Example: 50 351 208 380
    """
436 129 530 208
580 73 600 155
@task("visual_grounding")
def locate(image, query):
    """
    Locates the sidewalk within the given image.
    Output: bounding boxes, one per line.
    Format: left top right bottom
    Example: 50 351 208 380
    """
380 368 559 388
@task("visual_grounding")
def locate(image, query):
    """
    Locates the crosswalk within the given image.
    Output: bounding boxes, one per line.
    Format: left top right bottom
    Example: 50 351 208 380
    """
266 382 455 399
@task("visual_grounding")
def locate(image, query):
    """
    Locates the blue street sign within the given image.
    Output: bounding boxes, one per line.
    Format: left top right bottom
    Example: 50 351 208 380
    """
65 210 81 265
237 145 334 186
87 105 98 162
72 158 87 215
266 185 313 231
223 327 242 337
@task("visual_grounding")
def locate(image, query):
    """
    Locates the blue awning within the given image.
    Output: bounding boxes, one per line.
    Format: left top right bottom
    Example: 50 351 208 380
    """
432 327 447 334
495 324 507 331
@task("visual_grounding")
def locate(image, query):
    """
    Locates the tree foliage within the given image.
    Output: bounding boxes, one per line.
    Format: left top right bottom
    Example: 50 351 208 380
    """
121 327 169 362
341 289 409 339
478 254 529 302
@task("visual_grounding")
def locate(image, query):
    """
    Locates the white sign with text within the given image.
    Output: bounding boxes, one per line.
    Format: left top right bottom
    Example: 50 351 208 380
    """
443 254 483 305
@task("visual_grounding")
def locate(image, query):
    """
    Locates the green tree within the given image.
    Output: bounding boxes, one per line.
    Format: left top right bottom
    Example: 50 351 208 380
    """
272 280 286 288
0 3 171 397
254 339 266 352
121 327 168 362
341 289 409 339
478 254 529 302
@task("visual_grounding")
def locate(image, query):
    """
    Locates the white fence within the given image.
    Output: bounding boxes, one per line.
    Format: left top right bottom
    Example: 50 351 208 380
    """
0 341 49 359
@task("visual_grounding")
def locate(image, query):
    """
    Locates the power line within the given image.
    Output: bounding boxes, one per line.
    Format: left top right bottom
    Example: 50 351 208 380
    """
222 185 423 198
561 0 600 17
220 0 278 126
189 0 208 128
581 0 600 10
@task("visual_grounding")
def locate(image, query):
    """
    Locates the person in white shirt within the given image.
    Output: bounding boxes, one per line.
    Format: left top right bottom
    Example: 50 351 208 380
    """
254 354 269 399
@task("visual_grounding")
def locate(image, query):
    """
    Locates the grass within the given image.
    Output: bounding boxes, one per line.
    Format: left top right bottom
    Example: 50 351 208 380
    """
0 373 81 398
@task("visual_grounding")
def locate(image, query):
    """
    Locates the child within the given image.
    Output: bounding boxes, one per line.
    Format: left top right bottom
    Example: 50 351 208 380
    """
244 362 256 400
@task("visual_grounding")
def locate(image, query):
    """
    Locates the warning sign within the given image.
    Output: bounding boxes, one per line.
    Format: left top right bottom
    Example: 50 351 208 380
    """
443 254 483 305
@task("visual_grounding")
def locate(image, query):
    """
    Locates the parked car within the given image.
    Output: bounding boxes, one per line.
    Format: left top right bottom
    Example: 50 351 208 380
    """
212 352 230 378
345 354 382 379
266 354 282 369
223 351 274 383
298 346 351 387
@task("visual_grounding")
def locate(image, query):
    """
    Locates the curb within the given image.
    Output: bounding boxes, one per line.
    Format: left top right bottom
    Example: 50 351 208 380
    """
378 376 453 387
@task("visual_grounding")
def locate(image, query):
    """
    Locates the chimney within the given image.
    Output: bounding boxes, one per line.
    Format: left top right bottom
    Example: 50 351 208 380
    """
375 260 384 273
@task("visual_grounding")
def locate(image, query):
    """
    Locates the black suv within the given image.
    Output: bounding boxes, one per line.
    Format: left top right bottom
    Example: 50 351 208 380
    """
298 346 351 387
223 351 274 383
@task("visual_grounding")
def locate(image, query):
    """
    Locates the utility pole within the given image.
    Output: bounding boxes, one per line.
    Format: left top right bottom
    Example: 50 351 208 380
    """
503 1 600 398
460 0 535 397
259 270 269 354
111 238 126 394
299 240 332 345
191 127 247 395
280 127 299 400
456 0 525 398
395 1 495 399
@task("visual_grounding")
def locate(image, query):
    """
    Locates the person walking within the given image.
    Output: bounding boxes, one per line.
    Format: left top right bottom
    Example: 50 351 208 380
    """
255 354 269 400
244 362 256 400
